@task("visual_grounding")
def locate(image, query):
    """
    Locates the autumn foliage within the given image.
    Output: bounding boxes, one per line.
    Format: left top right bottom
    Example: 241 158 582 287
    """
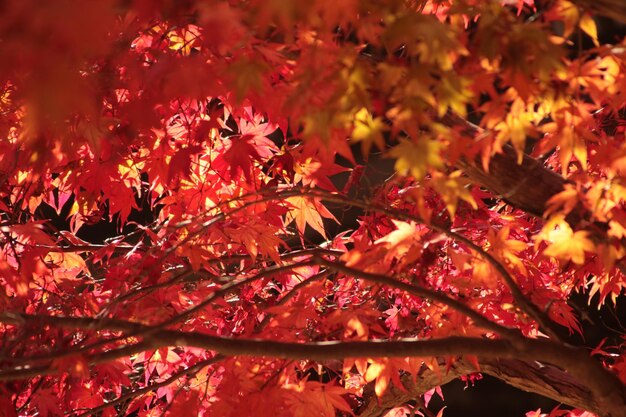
1 1 626 416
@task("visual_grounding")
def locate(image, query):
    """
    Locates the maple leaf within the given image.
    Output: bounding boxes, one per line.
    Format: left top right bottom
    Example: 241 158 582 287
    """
8 222 56 246
31 389 63 417
544 184 579 217
45 251 87 283
235 107 279 140
389 136 444 180
167 145 202 184
494 99 536 161
93 359 131 390
435 74 473 118
541 122 589 175
487 225 528 274
284 196 337 237
548 300 583 335
285 381 353 417
364 358 407 397
375 220 425 266
224 219 284 262
214 133 277 182
428 171 478 217
471 258 498 288
587 273 625 306
351 107 388 155
293 155 348 191
67 382 105 412
539 216 595 264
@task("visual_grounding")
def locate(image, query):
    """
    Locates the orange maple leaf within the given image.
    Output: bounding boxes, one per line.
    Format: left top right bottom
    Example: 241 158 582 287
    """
285 196 337 237
285 381 353 417
364 358 408 397
487 226 527 274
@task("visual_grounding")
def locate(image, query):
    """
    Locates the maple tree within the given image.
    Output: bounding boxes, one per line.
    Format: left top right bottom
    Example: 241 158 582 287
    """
1 0 626 416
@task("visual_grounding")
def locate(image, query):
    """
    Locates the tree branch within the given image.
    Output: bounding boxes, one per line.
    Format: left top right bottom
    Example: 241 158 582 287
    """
138 186 555 338
265 188 562 341
442 112 571 219
312 256 522 340
357 359 600 417
1 313 624 416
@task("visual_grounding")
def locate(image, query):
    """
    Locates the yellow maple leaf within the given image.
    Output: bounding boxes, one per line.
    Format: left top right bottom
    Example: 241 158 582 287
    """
539 216 595 264
541 119 588 175
428 171 478 217
434 74 473 117
472 259 497 287
544 184 579 217
168 25 202 56
494 99 536 163
351 107 387 155
559 125 588 174
389 137 444 180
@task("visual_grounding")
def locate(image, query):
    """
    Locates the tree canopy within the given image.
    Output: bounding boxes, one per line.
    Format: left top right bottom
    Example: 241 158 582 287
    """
0 1 625 416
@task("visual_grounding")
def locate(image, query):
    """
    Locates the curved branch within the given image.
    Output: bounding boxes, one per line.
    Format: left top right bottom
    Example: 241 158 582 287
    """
151 259 317 330
141 185 553 337
0 312 624 417
264 188 561 341
441 113 570 219
169 186 559 340
357 359 600 417
101 248 341 314
312 256 521 340
358 361 469 417
0 313 519 359
0 340 155 381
